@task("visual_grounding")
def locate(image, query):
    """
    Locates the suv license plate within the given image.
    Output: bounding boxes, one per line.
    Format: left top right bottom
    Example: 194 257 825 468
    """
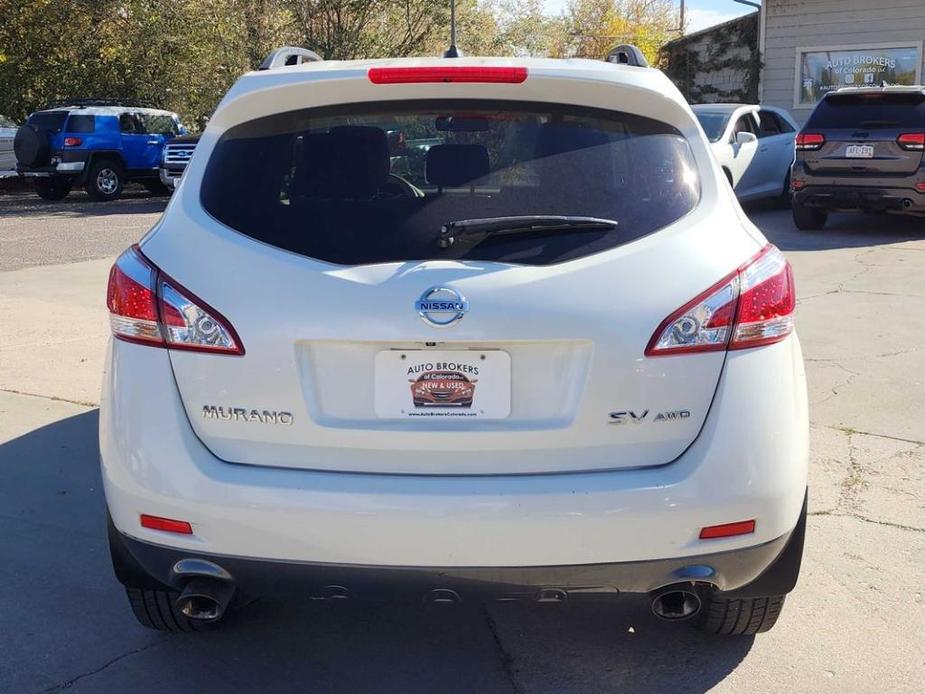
845 144 874 158
374 350 511 420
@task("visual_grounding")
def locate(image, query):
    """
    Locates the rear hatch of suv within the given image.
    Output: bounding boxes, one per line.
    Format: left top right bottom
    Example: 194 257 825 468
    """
138 62 761 475
799 91 925 177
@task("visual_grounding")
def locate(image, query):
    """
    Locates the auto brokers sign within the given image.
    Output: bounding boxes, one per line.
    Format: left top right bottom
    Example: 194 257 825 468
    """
796 42 922 105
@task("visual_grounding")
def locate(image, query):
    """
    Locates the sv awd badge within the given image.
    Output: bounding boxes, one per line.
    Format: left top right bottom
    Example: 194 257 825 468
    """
609 409 691 424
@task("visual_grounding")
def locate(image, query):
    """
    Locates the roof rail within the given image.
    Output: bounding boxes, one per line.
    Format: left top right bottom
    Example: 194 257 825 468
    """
42 98 155 109
605 45 649 68
259 47 323 71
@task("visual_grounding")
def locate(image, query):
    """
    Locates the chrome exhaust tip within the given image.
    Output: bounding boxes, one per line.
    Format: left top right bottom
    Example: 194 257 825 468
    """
650 585 702 621
175 577 235 622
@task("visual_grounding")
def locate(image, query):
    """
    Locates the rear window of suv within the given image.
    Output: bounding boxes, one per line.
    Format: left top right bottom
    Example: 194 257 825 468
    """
806 92 925 129
201 101 700 266
27 112 68 132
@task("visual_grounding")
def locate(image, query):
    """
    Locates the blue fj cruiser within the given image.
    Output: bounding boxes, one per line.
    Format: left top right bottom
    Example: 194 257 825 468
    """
14 100 184 201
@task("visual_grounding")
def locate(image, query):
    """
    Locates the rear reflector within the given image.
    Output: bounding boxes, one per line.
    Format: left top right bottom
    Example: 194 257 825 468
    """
107 245 244 354
646 245 795 356
897 133 925 151
140 514 193 534
795 133 825 150
368 66 527 84
699 520 756 539
915 182 925 192
63 137 82 147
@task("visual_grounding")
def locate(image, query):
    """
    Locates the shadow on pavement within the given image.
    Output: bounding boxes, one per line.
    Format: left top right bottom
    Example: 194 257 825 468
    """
0 410 753 693
0 187 169 219
742 200 924 252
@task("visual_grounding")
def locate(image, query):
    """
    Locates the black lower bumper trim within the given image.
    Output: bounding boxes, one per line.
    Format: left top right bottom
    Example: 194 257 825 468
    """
111 521 799 602
795 187 925 214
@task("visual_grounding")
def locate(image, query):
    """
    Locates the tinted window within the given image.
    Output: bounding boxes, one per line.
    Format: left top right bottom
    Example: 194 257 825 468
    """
773 113 795 133
119 113 141 133
66 115 95 133
201 101 700 266
139 114 179 136
694 111 730 142
757 111 782 137
733 114 757 137
806 92 925 129
27 111 68 132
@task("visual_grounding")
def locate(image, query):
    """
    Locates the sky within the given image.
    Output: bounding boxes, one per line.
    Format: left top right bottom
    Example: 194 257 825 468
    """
541 0 755 34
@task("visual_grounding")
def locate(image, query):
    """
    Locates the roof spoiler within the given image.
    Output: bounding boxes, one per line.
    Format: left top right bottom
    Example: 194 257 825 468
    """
259 47 323 71
605 44 649 68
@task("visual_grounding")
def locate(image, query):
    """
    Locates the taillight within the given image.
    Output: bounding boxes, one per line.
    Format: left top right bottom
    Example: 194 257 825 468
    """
107 246 243 355
897 133 925 151
140 514 193 534
63 136 82 147
368 66 527 84
699 520 755 540
795 133 825 150
646 245 795 356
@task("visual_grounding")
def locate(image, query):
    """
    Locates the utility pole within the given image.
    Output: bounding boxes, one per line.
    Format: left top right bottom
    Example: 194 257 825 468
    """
679 0 685 35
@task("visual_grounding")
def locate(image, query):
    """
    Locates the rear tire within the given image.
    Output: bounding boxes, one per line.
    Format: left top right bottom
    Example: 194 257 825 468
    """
34 177 72 201
85 158 125 201
125 587 208 632
792 201 827 230
693 592 786 635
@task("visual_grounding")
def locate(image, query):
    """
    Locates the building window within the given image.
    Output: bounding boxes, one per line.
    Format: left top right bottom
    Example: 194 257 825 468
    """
795 42 923 107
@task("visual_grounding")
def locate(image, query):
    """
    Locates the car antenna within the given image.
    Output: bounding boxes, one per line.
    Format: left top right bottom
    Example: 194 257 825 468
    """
443 0 462 57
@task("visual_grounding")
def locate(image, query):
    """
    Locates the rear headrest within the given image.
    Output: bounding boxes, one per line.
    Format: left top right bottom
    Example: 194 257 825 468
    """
300 126 390 198
534 123 609 159
425 144 490 187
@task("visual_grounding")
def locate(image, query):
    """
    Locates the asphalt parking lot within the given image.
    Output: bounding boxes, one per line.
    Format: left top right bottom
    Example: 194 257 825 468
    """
0 189 923 693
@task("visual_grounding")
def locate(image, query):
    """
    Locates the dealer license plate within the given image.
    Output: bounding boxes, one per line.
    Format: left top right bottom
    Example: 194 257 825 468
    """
845 144 874 159
374 350 511 419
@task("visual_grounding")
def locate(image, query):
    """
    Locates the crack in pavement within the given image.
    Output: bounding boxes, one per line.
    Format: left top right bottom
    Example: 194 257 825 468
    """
836 431 867 515
482 605 525 694
0 387 97 408
808 509 924 534
822 424 925 447
37 641 163 693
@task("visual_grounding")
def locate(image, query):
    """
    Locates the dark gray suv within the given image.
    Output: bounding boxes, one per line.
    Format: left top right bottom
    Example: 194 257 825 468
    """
791 86 925 230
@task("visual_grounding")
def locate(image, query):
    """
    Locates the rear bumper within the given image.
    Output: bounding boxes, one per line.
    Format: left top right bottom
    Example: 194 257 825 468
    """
17 151 88 177
112 510 803 597
100 336 809 573
794 185 925 214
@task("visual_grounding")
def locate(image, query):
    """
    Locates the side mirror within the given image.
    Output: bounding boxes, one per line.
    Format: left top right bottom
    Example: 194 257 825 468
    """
735 131 758 146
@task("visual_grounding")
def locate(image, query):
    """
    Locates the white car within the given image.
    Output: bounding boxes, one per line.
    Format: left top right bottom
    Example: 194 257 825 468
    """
693 104 798 202
0 115 17 172
101 47 808 636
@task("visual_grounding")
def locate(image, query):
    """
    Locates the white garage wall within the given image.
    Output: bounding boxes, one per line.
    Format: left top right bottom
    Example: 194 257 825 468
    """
761 0 925 123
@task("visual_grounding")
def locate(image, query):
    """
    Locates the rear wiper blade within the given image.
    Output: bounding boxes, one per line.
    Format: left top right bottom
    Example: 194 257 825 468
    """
439 215 617 248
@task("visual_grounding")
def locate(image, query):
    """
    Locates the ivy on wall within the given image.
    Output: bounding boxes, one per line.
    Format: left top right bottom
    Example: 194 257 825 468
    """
660 13 761 103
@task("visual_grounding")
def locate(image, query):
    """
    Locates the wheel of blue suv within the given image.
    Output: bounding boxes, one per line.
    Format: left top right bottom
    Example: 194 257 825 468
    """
85 158 125 201
34 177 71 201
125 587 208 632
693 592 787 635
